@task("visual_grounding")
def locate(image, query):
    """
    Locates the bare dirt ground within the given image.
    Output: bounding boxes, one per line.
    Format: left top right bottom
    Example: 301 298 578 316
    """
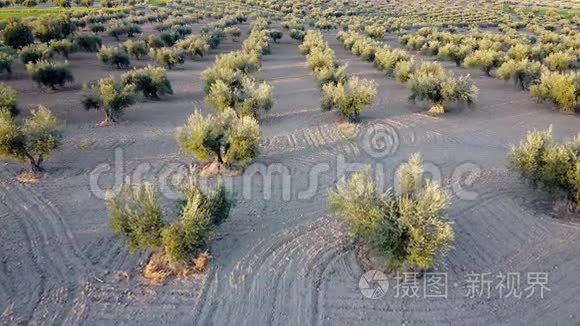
0 24 579 325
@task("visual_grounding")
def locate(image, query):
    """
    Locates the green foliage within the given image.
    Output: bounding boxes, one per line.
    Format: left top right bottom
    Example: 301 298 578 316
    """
19 43 53 64
289 29 305 42
394 59 414 83
201 51 260 93
365 25 385 39
224 26 241 41
148 47 185 69
81 77 136 123
106 22 128 40
0 105 60 171
374 48 410 75
509 127 580 210
496 59 542 90
161 178 232 265
543 51 576 72
408 73 478 113
2 20 34 49
242 29 271 56
437 44 469 67
0 50 14 74
32 16 75 42
73 34 102 52
49 39 76 59
268 29 283 43
122 39 147 59
464 49 503 76
176 108 260 167
97 45 130 69
0 83 18 116
121 65 173 99
530 70 578 113
107 183 165 251
174 34 209 59
328 169 409 267
507 43 529 61
205 76 272 118
26 60 73 89
299 30 324 55
328 153 454 270
321 76 377 122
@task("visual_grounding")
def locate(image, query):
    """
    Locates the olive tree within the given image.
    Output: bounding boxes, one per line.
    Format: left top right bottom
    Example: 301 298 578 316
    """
81 77 136 124
530 70 578 113
121 65 173 99
148 47 185 69
26 60 74 90
2 20 34 49
0 105 60 172
496 59 542 90
205 76 272 118
407 73 478 114
73 34 102 52
321 76 377 122
509 128 579 211
49 39 76 59
97 45 130 69
174 35 209 59
176 108 260 168
19 44 53 64
328 153 454 270
122 39 148 59
464 49 503 76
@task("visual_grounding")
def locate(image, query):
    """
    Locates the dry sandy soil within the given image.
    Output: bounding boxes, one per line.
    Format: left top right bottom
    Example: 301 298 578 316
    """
0 22 579 325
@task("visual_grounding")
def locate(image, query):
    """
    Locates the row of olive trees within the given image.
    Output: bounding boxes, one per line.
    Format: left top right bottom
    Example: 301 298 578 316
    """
299 30 377 122
339 31 478 115
176 18 276 173
399 27 578 113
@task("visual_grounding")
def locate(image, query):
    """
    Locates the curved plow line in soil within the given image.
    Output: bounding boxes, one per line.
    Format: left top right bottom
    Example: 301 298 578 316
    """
194 217 349 325
0 169 87 324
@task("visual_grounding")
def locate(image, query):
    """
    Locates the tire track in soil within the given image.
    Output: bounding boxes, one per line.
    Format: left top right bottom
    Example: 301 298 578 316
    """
0 168 89 324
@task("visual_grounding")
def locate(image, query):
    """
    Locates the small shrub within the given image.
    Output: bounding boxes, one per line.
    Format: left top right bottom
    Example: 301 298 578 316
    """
26 60 74 89
268 29 283 43
121 65 173 99
0 105 60 172
321 76 377 122
365 25 385 39
394 59 414 83
106 23 128 41
97 45 130 69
